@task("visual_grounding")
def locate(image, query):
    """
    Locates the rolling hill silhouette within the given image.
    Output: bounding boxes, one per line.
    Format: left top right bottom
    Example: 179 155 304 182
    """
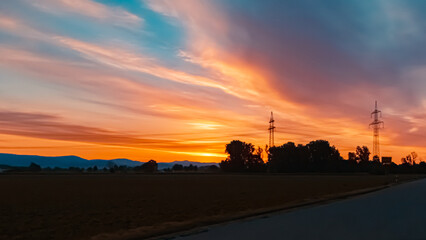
0 153 218 169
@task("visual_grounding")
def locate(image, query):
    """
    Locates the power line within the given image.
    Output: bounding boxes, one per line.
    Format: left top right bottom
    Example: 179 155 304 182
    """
369 101 384 159
268 111 275 147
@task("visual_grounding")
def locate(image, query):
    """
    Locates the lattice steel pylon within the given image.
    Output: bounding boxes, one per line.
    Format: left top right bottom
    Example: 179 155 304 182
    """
369 101 384 158
268 112 275 147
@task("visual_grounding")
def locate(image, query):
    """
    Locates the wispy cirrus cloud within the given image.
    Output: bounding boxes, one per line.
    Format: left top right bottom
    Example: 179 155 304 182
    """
54 36 265 102
29 0 143 28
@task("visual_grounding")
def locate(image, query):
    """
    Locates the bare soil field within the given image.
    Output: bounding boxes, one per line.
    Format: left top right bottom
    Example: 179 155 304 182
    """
0 174 422 240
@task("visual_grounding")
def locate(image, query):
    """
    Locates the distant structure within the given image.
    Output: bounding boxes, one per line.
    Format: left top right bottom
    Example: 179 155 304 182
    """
268 112 276 147
369 101 384 158
381 156 392 165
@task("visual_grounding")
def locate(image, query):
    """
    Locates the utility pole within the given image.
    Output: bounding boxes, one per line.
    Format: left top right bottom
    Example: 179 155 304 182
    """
268 112 275 147
369 101 384 159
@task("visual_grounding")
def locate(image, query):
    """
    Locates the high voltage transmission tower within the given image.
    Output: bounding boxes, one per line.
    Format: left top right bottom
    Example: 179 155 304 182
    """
369 101 384 159
268 111 275 147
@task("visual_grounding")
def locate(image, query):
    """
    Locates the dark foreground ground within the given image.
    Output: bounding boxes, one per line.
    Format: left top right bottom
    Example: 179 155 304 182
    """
0 174 422 240
174 177 426 240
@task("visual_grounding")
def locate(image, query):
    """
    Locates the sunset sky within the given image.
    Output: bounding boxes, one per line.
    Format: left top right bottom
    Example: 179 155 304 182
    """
1 0 425 163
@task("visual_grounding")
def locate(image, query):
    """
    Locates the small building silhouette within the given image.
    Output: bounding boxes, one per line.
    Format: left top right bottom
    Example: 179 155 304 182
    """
381 157 392 165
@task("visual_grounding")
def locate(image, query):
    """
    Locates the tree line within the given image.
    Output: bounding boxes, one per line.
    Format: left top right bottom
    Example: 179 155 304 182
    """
1 160 160 174
1 140 422 174
1 159 220 174
220 140 425 174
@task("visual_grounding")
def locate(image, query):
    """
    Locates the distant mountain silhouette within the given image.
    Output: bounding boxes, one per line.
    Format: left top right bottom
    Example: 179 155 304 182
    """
0 154 90 168
0 153 218 169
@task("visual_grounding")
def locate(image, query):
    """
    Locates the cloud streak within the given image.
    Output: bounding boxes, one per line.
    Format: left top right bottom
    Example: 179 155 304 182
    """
29 0 143 28
0 111 226 157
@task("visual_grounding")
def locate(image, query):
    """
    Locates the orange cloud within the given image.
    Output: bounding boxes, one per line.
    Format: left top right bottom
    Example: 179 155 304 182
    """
0 111 229 160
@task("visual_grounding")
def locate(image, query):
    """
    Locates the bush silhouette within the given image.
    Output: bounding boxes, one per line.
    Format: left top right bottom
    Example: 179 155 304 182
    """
172 164 184 171
135 160 158 173
29 162 41 172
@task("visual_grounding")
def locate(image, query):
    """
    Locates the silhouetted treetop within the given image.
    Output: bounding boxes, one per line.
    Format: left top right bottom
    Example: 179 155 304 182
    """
172 164 184 171
268 140 342 172
135 160 158 173
356 146 370 162
220 140 265 172
29 162 41 172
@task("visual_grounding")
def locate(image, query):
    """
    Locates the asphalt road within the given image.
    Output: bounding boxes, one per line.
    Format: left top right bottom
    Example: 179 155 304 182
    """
173 178 426 240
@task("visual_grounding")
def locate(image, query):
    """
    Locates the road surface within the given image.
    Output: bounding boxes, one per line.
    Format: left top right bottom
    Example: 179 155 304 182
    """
172 178 426 240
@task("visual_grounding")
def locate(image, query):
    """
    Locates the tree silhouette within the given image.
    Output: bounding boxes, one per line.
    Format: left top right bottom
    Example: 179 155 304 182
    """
411 152 418 165
172 164 184 171
306 140 342 171
136 160 158 173
402 152 418 166
348 152 357 162
246 146 266 172
220 140 265 172
268 142 300 172
356 146 370 162
372 155 380 162
268 140 342 172
184 164 198 171
208 165 219 171
69 167 82 172
29 162 41 172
